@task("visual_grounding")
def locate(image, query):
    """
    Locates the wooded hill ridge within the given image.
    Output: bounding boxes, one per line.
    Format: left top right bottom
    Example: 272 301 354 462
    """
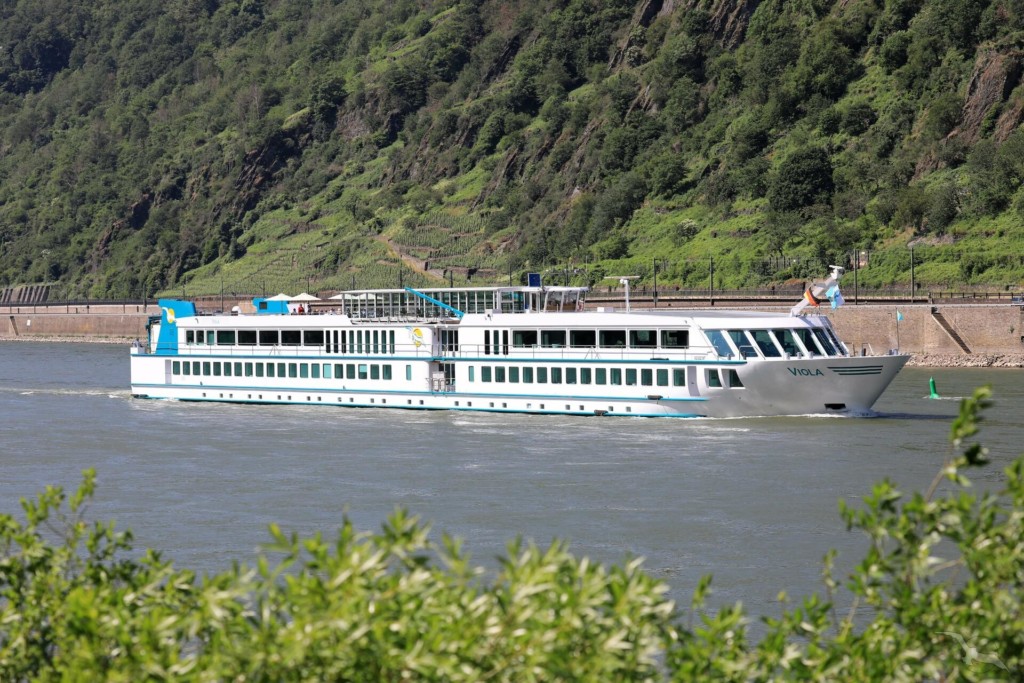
2 0 1023 298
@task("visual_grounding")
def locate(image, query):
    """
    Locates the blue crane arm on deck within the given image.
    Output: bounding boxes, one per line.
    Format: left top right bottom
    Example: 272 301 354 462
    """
404 287 465 318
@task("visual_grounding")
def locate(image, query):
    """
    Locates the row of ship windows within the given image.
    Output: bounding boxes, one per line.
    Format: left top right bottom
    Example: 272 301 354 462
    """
171 360 406 381
472 365 686 387
184 329 395 354
467 365 741 388
485 328 689 353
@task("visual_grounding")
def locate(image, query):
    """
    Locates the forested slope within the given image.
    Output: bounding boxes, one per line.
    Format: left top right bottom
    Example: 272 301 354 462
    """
2 0 1023 297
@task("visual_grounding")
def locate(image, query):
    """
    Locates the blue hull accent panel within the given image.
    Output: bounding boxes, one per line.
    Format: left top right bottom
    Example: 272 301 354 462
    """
155 299 196 354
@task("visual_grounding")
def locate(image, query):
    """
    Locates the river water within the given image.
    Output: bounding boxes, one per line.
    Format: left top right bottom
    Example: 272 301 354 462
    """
1 341 1021 619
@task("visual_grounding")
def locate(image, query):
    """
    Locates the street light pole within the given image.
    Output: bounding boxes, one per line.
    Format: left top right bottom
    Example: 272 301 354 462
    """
653 258 658 309
910 246 915 303
853 250 858 305
709 256 714 306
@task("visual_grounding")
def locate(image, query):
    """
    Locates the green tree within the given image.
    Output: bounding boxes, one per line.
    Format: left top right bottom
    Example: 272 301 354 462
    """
767 145 835 213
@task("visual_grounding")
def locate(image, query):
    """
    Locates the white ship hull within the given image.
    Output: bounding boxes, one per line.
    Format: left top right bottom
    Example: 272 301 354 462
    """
130 286 907 419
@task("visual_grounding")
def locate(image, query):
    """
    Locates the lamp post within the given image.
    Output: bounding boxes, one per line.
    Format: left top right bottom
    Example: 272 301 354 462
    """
910 246 915 303
709 256 714 306
653 258 658 308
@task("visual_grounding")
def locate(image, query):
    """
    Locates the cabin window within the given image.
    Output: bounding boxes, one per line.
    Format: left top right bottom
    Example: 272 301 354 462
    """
502 330 509 355
346 364 356 379
537 367 548 383
217 330 236 345
610 368 622 385
186 331 195 344
389 330 396 354
282 330 300 346
371 365 380 380
750 330 782 358
203 362 211 375
172 361 180 375
706 369 722 388
523 367 533 383
630 330 657 348
234 362 243 375
213 363 222 376
727 330 758 359
570 330 596 348
238 330 257 345
495 367 506 382
813 328 840 356
206 331 215 345
245 363 253 377
541 330 566 347
259 330 279 346
660 330 689 348
599 330 626 347
657 369 669 386
565 368 577 384
468 366 475 382
673 369 685 386
550 368 563 384
772 329 802 356
195 330 205 344
373 330 380 354
727 369 744 388
383 365 392 380
266 363 275 378
792 329 820 355
705 330 734 358
513 330 537 347
824 328 846 356
406 364 412 381
484 330 491 355
482 366 492 382
288 363 298 378
223 363 232 377
595 368 607 384
304 330 324 346
580 368 591 384
509 367 520 383
625 369 637 386
358 364 368 380
256 363 264 377
276 362 285 377
334 365 344 379
641 369 653 386
182 362 190 376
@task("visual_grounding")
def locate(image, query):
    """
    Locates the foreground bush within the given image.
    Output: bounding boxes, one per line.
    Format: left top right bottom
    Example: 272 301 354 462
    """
2 388 1020 681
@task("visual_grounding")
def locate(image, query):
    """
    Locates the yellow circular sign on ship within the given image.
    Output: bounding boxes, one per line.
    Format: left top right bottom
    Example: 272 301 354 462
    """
410 327 423 348
163 307 176 324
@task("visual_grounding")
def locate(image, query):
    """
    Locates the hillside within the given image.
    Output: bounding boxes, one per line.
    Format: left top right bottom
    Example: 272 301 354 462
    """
1 0 1023 298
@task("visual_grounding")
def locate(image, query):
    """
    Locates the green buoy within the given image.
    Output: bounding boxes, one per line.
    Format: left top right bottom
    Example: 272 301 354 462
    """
929 377 941 399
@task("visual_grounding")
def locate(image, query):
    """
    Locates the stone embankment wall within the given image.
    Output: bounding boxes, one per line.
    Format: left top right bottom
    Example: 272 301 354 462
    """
2 302 1023 365
1 303 159 342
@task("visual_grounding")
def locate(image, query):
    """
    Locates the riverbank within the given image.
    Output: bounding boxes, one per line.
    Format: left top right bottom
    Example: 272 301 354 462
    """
907 353 1024 368
3 334 1023 367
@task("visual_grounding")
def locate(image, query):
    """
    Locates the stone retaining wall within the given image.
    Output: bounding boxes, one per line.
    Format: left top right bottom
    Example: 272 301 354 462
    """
3 302 1024 363
2 304 159 341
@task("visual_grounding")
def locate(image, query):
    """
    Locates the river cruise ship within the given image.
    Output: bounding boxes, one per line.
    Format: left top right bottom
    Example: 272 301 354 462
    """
130 280 907 418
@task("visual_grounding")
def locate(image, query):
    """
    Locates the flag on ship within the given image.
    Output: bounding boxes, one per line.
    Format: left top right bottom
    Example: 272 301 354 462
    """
825 285 844 309
803 289 822 307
